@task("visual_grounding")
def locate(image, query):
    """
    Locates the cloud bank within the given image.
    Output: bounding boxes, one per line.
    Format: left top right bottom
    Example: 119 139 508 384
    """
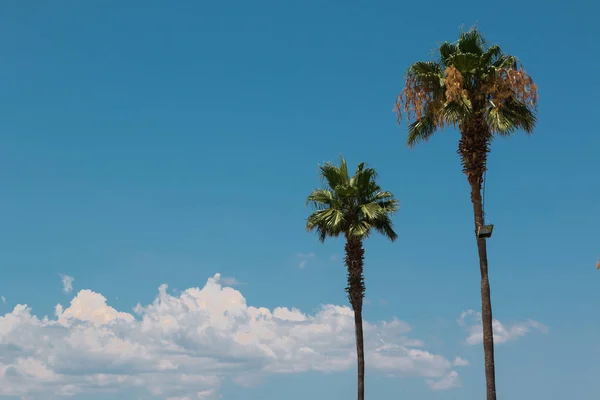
0 274 464 398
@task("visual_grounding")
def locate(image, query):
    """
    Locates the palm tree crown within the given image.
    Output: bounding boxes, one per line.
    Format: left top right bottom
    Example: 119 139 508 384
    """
396 27 538 148
306 157 398 242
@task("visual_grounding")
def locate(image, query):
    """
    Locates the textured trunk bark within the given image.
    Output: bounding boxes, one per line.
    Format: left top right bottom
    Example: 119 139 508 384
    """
470 179 497 400
345 237 366 400
458 115 497 400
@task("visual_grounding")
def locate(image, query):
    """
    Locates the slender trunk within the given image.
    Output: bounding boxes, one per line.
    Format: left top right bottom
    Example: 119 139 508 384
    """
458 120 497 400
354 308 365 400
470 183 497 400
345 236 366 400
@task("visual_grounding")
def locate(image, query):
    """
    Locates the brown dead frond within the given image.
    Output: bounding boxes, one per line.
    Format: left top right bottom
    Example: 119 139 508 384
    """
444 66 468 104
396 75 435 122
396 67 463 130
483 67 538 109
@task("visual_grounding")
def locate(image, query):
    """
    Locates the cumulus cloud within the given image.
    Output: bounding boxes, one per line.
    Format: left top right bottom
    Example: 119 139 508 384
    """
452 356 469 367
0 273 462 398
60 274 74 294
426 370 460 391
296 252 316 268
458 309 548 345
218 276 243 286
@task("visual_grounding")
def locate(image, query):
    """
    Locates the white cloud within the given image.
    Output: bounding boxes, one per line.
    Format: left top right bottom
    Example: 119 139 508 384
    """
0 273 461 398
1 296 5 304
60 274 74 294
426 370 460 390
167 388 221 400
458 309 548 345
296 252 316 268
452 356 469 367
218 276 243 286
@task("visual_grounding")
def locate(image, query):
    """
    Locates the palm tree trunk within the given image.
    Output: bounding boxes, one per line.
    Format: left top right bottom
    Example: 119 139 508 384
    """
458 119 497 400
354 307 365 400
345 236 366 400
469 180 497 400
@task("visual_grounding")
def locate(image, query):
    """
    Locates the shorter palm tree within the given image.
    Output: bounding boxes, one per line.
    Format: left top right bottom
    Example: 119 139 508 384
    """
306 156 398 400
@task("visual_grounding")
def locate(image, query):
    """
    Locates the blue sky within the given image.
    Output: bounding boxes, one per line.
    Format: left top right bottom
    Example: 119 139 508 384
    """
0 1 598 399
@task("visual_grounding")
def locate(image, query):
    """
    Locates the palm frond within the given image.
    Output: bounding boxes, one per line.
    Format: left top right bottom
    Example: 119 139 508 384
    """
348 221 371 239
355 167 378 195
446 53 482 73
370 192 399 213
493 54 518 69
319 163 344 190
439 42 457 66
360 202 381 219
371 215 398 242
306 189 335 209
408 61 444 78
306 208 345 242
375 200 399 213
338 156 349 184
457 28 485 55
481 45 502 66
486 98 537 135
407 114 437 147
442 101 471 124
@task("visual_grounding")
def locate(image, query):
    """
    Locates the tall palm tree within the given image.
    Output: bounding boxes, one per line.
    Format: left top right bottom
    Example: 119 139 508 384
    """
395 27 538 400
306 156 398 400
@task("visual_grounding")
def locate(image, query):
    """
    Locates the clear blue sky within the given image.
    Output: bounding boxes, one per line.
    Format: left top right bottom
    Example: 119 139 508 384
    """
0 1 598 399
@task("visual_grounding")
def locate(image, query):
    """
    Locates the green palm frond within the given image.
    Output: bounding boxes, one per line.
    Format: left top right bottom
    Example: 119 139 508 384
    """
446 53 482 73
319 160 347 190
360 202 381 219
348 221 371 239
481 45 502 66
486 98 537 135
356 169 378 199
407 114 437 147
408 61 444 79
442 101 472 124
338 156 349 183
306 189 335 209
373 190 396 208
306 208 345 242
457 28 485 55
371 215 398 241
493 54 518 69
306 157 398 242
407 61 445 91
439 42 457 66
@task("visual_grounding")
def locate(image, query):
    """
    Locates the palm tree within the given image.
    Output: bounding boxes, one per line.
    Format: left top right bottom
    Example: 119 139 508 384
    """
306 156 398 400
395 27 538 400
